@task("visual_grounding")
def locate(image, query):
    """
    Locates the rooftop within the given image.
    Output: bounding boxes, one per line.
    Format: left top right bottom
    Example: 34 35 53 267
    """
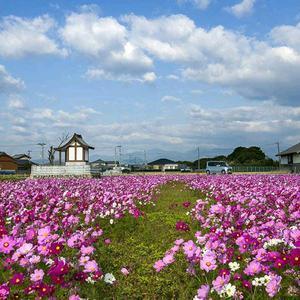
277 142 300 156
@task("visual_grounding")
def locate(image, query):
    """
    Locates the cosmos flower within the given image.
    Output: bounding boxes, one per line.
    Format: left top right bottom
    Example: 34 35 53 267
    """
0 236 16 254
104 273 116 284
30 269 45 282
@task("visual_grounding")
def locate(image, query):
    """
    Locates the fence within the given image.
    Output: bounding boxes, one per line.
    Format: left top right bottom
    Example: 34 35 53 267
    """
231 166 283 173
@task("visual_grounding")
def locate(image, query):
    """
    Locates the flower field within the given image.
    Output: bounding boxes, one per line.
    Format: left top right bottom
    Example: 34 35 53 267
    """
156 175 300 299
0 175 299 299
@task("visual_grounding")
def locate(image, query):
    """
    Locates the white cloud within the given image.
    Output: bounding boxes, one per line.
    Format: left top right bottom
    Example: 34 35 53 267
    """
178 0 212 10
226 0 256 18
270 22 300 52
60 12 153 82
0 65 24 93
161 95 182 103
124 14 300 105
0 15 67 57
7 96 25 109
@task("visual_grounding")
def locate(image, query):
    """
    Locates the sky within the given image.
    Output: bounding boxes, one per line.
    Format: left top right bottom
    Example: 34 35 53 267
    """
0 0 300 161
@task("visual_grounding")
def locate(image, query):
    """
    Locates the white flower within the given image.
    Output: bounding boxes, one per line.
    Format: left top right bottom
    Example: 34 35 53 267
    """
86 276 96 284
104 273 116 284
109 219 114 225
45 258 54 266
224 283 236 297
228 262 240 272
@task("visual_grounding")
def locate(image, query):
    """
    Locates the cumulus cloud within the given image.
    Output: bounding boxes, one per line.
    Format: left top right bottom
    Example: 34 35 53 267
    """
270 22 300 52
60 12 154 83
0 65 24 93
178 0 212 10
226 0 256 18
123 14 300 105
0 15 67 57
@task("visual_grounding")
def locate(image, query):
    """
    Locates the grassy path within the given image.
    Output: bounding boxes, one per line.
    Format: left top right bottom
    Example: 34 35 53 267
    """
84 182 203 299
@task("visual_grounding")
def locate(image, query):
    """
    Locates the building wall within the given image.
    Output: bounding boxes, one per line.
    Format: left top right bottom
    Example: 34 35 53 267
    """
0 155 18 171
280 156 288 165
293 153 300 163
280 154 300 165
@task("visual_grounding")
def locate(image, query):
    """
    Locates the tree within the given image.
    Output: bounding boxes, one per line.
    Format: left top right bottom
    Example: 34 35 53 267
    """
48 146 55 165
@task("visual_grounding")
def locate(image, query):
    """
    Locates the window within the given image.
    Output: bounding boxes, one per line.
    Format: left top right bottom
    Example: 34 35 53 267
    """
287 155 293 164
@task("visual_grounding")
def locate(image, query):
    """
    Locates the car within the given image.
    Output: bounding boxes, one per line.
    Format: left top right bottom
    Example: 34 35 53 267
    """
206 161 232 175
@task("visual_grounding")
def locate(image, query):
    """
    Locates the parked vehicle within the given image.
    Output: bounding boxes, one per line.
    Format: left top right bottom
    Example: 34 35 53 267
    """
206 161 232 175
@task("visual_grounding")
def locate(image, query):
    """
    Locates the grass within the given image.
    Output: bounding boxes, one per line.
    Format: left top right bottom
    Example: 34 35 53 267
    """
79 182 203 299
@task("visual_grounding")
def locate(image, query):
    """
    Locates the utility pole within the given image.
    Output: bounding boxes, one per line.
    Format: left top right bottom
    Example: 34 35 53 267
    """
197 147 200 172
37 143 46 165
115 145 122 167
275 142 280 169
144 150 147 166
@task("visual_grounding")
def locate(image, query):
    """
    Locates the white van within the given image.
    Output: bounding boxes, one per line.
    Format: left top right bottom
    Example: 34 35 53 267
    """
206 161 232 174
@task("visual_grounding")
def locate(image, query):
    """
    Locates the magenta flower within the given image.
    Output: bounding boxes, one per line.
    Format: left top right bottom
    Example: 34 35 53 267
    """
289 248 300 266
10 273 24 285
48 259 69 276
49 242 63 255
175 220 190 232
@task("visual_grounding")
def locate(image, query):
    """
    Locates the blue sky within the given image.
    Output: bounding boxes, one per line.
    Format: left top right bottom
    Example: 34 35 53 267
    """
0 0 300 161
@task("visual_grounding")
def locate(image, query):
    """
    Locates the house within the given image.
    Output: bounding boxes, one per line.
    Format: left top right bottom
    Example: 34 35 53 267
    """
54 133 95 165
13 154 31 160
148 158 178 171
31 133 98 177
277 142 300 172
13 154 37 174
0 152 18 174
90 159 119 171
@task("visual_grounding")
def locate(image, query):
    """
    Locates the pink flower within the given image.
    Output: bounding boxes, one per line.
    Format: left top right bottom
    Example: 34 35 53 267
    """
0 284 9 299
0 236 16 254
244 261 262 276
200 255 217 272
153 260 165 272
196 284 210 300
30 269 44 282
175 238 184 246
84 260 99 273
212 275 230 293
104 239 111 245
121 267 129 275
183 240 196 258
37 226 51 243
69 295 81 300
162 254 175 265
80 245 94 255
266 274 282 297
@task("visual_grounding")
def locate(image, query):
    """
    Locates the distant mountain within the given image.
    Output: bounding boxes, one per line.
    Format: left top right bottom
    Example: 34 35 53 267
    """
90 147 232 164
